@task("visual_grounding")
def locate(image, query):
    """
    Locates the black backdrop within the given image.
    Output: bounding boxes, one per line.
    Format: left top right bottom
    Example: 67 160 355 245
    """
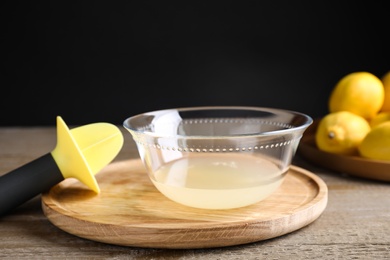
1 1 388 126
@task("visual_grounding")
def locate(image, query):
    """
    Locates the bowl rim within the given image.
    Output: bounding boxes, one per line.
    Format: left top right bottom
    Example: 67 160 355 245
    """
123 106 313 139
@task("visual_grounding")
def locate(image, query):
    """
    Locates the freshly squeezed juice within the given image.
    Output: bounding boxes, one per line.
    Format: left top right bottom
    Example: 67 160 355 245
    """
150 153 286 209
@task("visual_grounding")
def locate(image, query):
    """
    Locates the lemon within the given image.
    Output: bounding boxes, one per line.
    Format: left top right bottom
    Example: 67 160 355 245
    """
315 111 371 155
329 71 384 120
380 71 390 112
358 121 390 161
369 111 390 128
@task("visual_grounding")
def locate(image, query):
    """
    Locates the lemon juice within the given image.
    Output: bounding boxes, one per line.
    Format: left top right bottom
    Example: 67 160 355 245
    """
150 153 286 209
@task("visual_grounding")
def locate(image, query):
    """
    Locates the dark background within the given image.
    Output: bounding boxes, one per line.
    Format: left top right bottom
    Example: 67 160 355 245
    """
1 1 388 126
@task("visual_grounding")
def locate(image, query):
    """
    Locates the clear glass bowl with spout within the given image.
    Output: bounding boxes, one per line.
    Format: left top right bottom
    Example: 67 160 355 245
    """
123 106 313 210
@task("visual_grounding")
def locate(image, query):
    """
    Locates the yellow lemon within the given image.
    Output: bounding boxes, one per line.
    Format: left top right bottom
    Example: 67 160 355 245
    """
329 71 384 120
380 71 390 112
358 121 390 161
315 111 371 155
369 111 390 128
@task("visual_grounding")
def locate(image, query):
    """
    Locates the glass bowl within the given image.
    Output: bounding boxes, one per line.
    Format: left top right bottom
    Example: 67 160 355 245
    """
123 106 313 210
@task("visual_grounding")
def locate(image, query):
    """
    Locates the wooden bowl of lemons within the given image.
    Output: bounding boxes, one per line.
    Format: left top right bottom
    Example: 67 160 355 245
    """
298 71 390 182
298 119 390 182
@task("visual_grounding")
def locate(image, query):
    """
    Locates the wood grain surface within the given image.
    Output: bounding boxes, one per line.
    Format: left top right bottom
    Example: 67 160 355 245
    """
41 159 328 249
2 127 390 259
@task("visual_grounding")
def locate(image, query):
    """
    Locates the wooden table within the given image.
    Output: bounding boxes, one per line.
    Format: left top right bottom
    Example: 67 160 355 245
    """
1 126 390 259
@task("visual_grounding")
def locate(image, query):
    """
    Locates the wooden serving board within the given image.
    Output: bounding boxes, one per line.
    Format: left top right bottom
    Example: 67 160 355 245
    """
41 159 328 249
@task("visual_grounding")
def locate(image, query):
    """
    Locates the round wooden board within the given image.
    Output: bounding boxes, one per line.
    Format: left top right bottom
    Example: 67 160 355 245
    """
298 119 390 182
41 159 328 249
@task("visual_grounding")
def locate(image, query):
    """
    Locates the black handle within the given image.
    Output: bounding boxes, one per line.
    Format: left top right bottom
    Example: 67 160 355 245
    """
0 153 64 216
